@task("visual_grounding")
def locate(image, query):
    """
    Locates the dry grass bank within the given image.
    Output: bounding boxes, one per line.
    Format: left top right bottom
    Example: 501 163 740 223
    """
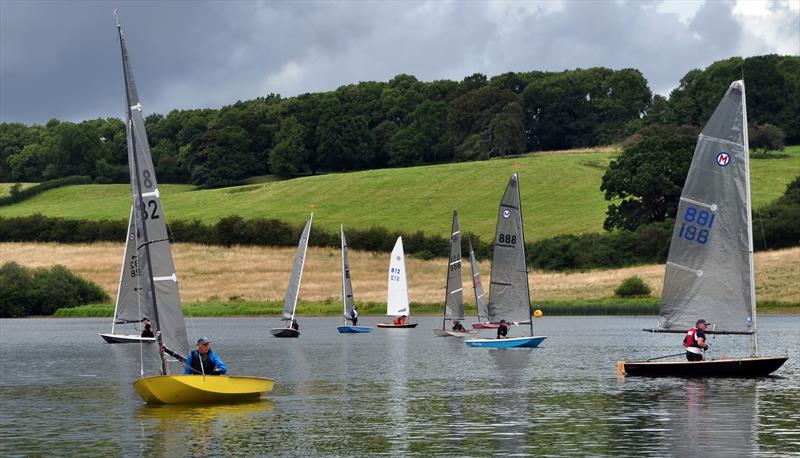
2 242 798 304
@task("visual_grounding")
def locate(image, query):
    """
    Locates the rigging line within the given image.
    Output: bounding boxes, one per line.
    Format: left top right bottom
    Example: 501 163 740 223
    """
136 238 170 250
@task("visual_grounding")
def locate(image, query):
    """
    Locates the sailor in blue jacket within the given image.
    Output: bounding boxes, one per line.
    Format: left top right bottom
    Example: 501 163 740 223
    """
183 336 227 375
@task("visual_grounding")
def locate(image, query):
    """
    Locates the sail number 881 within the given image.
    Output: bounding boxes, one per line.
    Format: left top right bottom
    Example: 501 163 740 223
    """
678 206 715 245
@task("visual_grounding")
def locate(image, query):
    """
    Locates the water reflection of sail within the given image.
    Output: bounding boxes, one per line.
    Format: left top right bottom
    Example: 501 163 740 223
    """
386 331 409 455
488 349 532 455
137 401 273 456
661 380 758 456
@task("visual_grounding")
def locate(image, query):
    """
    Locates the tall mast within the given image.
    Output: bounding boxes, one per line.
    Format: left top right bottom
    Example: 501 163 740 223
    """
741 80 758 356
117 19 166 374
341 225 347 326
515 174 534 336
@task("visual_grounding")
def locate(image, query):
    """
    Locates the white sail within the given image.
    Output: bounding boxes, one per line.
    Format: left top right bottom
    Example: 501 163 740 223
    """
387 237 409 316
282 214 313 321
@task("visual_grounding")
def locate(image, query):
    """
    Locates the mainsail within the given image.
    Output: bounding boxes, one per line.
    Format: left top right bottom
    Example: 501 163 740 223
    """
118 21 189 360
282 214 313 321
387 237 409 316
341 225 355 321
443 210 464 323
468 239 488 322
657 80 755 335
112 206 144 325
487 174 532 328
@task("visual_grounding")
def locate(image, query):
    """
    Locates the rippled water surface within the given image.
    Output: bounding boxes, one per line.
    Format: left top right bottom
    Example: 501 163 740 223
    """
1 316 798 456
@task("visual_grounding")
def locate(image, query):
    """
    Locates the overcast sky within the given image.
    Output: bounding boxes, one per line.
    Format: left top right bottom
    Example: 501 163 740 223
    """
1 0 798 125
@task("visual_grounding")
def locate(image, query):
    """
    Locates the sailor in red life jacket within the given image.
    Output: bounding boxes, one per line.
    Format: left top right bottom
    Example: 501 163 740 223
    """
683 319 710 361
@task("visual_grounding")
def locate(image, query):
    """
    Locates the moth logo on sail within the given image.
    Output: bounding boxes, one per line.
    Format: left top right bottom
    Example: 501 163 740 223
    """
502 209 511 218
716 152 731 167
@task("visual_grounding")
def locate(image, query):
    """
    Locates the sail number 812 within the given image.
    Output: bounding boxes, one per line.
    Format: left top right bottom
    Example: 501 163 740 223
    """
678 206 715 245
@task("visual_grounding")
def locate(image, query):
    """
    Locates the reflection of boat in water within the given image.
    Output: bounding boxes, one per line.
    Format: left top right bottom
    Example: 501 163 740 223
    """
114 16 273 403
618 81 787 377
137 398 274 421
270 214 312 338
466 174 546 348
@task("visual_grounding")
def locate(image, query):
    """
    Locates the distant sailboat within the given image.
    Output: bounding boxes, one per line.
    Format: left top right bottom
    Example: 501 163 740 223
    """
337 225 371 334
99 206 155 344
115 17 273 403
468 239 495 330
433 210 472 337
466 174 547 348
270 214 312 338
377 237 418 328
618 80 787 377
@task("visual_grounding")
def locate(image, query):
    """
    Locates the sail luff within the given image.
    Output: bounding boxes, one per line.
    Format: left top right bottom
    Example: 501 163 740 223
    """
341 225 356 324
283 214 313 322
442 210 464 328
487 173 531 327
118 22 188 364
469 239 488 321
657 80 754 335
387 237 409 316
741 81 758 354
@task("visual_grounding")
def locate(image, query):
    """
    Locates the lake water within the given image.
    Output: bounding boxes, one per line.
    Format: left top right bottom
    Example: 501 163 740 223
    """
0 315 798 456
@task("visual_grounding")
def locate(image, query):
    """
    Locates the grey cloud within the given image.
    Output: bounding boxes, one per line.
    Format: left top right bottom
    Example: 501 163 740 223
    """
1 0 796 125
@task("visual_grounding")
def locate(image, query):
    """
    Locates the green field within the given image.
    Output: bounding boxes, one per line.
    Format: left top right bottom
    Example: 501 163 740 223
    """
2 147 798 241
53 296 799 318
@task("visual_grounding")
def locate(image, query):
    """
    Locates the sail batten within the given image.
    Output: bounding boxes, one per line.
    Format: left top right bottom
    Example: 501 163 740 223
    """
469 240 488 322
341 225 356 321
443 210 464 322
487 174 532 329
658 80 755 335
387 237 409 316
283 215 313 321
118 22 188 360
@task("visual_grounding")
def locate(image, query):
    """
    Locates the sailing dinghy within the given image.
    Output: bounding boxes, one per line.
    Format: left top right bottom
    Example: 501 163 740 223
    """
466 174 547 348
270 214 312 338
468 239 496 329
377 237 418 328
433 210 473 337
99 206 155 344
618 81 788 377
337 225 371 333
115 17 273 403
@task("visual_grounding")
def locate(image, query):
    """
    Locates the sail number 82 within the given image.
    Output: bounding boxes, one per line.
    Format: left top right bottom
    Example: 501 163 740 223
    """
678 206 715 245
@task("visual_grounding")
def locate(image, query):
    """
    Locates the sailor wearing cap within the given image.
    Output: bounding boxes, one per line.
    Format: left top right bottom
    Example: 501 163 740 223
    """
683 319 710 361
183 336 227 375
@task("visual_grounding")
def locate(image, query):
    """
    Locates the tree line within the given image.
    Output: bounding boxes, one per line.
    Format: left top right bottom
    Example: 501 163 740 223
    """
1 55 796 188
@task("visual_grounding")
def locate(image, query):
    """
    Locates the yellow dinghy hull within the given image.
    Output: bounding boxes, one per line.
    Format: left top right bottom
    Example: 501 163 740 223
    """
133 375 274 404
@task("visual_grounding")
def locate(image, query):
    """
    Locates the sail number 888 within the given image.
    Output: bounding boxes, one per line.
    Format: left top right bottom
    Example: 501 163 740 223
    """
678 207 716 245
498 234 517 244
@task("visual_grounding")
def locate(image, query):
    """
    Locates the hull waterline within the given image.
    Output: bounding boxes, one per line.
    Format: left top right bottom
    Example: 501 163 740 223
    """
337 326 371 333
133 375 274 404
466 336 547 348
472 322 499 329
377 323 418 328
617 356 788 377
99 333 155 344
270 328 300 338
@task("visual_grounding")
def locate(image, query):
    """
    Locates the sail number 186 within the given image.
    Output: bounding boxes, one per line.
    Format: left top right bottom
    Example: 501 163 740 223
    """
679 206 715 245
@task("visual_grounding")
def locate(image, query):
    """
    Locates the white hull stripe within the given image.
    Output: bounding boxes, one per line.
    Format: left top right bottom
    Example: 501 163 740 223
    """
680 196 717 211
153 273 177 282
698 134 743 148
666 262 703 277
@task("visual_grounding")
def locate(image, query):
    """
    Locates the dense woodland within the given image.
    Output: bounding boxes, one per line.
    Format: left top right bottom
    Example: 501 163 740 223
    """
1 55 797 188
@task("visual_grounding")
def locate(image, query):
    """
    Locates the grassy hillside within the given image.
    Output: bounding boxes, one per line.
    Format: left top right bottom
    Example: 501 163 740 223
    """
1 147 798 241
